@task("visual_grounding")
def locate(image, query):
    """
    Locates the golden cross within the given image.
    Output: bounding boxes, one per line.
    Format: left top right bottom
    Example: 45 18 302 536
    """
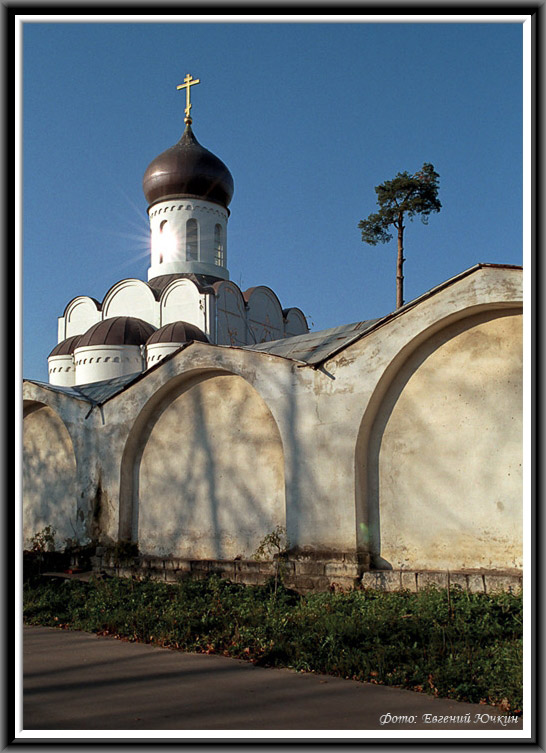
176 74 200 123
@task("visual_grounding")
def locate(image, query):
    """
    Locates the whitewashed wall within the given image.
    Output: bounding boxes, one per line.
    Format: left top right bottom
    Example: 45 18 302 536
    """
215 281 248 346
160 278 209 332
74 344 144 385
61 296 101 340
375 311 522 571
245 287 284 343
23 404 78 549
48 355 76 386
284 307 308 337
147 199 229 281
102 280 159 327
26 266 524 575
137 373 285 559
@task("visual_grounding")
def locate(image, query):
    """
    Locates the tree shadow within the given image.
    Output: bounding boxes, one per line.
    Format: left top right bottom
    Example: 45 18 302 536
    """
119 362 293 560
360 308 522 571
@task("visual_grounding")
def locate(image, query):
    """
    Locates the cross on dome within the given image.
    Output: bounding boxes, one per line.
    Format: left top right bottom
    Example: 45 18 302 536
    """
176 73 200 124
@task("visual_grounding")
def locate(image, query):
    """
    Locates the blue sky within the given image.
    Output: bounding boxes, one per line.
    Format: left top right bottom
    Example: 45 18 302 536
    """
21 18 525 382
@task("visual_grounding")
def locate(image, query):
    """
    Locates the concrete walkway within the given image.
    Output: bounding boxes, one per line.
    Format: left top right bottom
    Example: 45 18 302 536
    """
23 626 523 734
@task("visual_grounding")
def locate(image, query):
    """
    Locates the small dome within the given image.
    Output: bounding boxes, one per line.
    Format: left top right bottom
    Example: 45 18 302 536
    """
142 124 234 208
77 317 156 348
48 334 82 358
146 321 209 346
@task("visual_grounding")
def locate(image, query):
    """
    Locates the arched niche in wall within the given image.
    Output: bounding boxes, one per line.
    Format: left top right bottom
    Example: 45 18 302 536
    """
356 308 523 573
213 281 248 346
102 279 158 327
244 286 284 344
119 369 286 560
63 296 101 338
22 401 79 549
160 278 207 332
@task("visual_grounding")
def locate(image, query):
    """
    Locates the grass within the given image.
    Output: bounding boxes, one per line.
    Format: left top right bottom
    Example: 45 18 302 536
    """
23 573 523 714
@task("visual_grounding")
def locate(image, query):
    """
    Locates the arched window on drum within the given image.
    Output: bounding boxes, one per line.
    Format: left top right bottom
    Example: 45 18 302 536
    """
158 219 168 263
186 219 198 261
214 224 224 267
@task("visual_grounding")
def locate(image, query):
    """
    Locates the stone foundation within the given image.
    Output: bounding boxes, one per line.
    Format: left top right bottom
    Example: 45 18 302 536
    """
360 569 522 594
90 549 521 594
91 549 370 592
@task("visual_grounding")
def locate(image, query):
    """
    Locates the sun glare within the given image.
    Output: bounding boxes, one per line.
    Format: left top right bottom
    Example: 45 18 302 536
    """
154 221 177 264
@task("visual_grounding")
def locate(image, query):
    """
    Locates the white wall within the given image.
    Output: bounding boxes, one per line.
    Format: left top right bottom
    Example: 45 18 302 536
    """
26 266 524 574
160 278 209 333
102 280 159 326
74 344 144 385
215 281 248 345
146 343 184 368
48 355 76 386
61 296 101 339
23 404 78 549
137 373 285 559
147 198 229 281
284 307 308 337
245 287 284 343
374 311 522 571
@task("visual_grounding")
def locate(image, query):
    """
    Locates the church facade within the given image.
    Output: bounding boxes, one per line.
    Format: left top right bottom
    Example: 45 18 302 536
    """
23 79 523 592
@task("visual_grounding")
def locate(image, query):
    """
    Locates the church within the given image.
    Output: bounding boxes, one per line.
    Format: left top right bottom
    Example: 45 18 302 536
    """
22 76 523 593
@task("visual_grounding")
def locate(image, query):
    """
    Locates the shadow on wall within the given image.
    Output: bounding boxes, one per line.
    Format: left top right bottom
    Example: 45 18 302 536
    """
22 402 80 549
360 308 523 572
119 367 297 560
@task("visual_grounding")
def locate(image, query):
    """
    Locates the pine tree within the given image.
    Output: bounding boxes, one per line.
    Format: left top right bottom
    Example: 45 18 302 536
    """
359 163 441 309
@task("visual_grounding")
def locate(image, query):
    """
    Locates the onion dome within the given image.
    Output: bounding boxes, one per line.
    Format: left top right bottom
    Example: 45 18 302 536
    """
48 334 82 358
78 317 156 347
142 124 234 208
146 321 209 345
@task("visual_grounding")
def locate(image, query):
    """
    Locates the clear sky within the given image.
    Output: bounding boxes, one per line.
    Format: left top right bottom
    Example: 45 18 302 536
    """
21 18 524 382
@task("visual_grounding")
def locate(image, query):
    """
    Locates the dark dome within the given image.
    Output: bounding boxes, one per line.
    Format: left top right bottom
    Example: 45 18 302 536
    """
48 334 82 358
146 321 209 346
148 273 220 297
142 124 234 208
77 317 156 348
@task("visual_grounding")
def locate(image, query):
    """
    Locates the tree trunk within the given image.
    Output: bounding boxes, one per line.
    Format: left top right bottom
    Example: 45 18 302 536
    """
396 214 404 309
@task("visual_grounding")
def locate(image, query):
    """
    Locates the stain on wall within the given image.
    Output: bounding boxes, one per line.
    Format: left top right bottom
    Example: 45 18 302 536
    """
23 405 78 549
137 373 285 558
374 311 522 570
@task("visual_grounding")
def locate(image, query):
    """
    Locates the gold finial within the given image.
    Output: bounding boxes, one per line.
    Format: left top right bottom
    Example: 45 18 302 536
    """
176 73 200 124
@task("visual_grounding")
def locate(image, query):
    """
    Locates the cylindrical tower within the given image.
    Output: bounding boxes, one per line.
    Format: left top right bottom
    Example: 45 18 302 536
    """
145 321 209 368
142 81 234 284
74 317 156 385
48 335 82 386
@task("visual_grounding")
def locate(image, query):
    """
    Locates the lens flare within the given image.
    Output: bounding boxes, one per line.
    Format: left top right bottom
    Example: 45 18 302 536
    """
154 222 177 263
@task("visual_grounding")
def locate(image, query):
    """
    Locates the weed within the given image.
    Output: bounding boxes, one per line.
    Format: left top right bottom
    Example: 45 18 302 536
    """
22 576 523 713
112 539 139 566
253 525 290 595
29 526 57 554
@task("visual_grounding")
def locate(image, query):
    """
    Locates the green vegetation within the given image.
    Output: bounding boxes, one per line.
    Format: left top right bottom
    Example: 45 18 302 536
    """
358 162 441 308
23 574 522 713
253 525 290 595
28 526 57 553
26 526 58 575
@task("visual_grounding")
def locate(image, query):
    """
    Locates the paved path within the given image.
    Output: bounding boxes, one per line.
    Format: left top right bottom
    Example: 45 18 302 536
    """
23 626 523 733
